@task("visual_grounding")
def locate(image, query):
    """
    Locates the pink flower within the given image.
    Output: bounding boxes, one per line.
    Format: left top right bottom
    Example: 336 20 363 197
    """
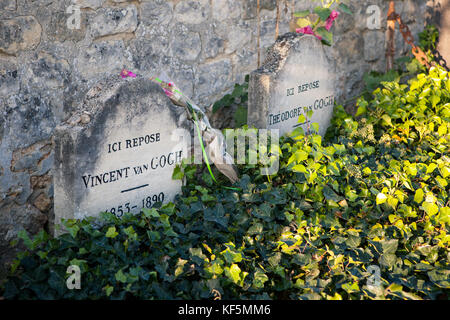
296 25 314 35
163 88 173 97
325 10 340 31
120 69 137 79
296 25 322 41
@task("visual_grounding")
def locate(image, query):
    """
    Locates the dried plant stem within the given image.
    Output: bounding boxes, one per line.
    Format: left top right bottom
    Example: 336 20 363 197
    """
257 0 261 67
275 0 280 40
386 1 396 71
289 0 296 32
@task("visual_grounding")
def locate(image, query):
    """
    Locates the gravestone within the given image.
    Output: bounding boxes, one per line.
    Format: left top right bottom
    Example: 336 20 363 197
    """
53 77 190 232
248 33 336 137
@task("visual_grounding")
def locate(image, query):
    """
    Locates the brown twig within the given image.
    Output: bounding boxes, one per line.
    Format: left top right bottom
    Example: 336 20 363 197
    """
386 1 396 71
275 0 280 40
257 0 261 67
289 0 296 32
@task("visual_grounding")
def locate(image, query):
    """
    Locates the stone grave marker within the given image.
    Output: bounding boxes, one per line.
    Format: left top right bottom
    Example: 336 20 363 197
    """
248 33 336 137
53 77 191 232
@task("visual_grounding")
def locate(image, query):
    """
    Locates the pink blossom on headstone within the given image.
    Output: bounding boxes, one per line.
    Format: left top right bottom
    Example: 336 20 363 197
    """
120 69 137 79
296 25 314 35
325 10 340 31
296 26 322 41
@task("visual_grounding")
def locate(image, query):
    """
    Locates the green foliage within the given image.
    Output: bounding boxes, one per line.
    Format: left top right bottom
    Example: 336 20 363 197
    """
419 25 439 52
360 25 443 100
212 75 249 127
294 0 351 46
360 57 427 103
2 67 450 300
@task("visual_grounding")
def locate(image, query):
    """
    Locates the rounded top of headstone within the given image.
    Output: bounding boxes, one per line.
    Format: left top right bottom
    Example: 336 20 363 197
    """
255 33 323 75
63 76 174 129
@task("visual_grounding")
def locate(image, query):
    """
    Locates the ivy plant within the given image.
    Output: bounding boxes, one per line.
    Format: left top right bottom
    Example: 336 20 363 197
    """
1 65 449 300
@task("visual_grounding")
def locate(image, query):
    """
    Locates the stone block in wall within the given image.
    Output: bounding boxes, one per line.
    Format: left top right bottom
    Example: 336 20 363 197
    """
0 58 19 98
215 20 253 55
364 30 385 62
0 0 16 11
75 0 104 9
89 5 138 38
0 16 42 55
243 0 277 20
174 0 210 25
194 59 233 105
23 52 71 89
212 0 242 21
140 0 173 27
333 31 364 66
75 40 128 78
234 47 258 76
43 4 87 43
128 39 163 75
170 25 202 62
2 93 56 150
201 26 225 59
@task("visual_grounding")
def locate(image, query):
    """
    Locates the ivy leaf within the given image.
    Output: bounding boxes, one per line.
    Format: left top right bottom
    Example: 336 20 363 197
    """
323 185 342 202
227 264 241 284
172 165 184 180
414 188 424 204
315 27 333 46
297 18 311 28
338 3 353 15
115 269 127 283
376 193 387 205
209 261 224 275
437 124 447 135
355 105 367 117
143 208 160 218
17 230 34 250
341 282 360 294
294 10 310 18
427 270 450 288
189 248 208 265
105 227 118 239
314 7 332 21
104 285 114 297
435 176 448 188
298 114 306 123
381 114 393 127
222 248 243 264
311 122 320 133
422 202 439 216
295 150 309 162
252 271 269 289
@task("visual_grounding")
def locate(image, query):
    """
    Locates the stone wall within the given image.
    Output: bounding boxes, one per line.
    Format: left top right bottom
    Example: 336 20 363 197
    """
0 0 439 273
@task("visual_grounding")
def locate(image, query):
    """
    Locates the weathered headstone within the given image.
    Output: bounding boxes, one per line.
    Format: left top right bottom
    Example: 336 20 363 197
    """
248 33 336 137
53 77 190 232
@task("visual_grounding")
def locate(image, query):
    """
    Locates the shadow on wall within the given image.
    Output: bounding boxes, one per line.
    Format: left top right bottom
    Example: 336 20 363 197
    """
431 0 450 66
